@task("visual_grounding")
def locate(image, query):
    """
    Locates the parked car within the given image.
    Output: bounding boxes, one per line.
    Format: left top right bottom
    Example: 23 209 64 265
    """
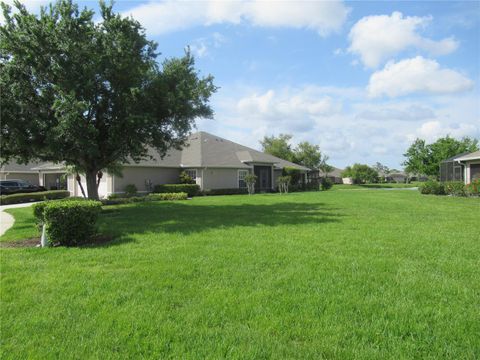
0 179 46 195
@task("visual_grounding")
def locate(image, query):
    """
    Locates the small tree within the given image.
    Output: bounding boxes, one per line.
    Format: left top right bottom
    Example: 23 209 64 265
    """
179 171 195 184
277 176 291 194
318 155 334 179
282 167 302 186
244 174 257 195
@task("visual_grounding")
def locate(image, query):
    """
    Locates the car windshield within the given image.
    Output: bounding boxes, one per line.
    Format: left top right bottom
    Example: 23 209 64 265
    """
0 181 16 186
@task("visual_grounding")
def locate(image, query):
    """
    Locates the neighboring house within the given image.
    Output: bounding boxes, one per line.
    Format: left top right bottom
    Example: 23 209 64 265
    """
309 167 344 184
378 171 407 183
439 152 469 182
1 132 309 197
452 150 480 184
0 161 44 186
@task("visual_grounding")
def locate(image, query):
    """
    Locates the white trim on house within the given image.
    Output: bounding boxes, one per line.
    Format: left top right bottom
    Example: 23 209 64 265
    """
238 169 249 189
185 169 197 181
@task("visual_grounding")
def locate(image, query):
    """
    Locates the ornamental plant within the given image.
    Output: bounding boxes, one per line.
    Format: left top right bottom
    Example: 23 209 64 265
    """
244 174 257 195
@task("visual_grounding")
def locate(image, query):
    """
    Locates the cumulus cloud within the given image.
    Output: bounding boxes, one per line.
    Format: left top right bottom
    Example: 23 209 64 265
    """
367 56 474 97
189 32 227 59
122 0 350 36
235 88 342 132
408 121 479 143
356 104 435 121
348 12 459 68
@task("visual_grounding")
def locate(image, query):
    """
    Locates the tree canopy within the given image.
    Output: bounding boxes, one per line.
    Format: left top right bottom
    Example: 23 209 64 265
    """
342 164 379 184
0 0 216 199
259 134 295 162
294 141 322 169
260 134 325 170
403 136 478 177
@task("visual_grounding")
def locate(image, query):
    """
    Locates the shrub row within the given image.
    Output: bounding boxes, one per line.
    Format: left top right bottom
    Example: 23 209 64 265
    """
201 188 248 196
153 184 200 197
0 190 70 205
101 192 188 205
419 180 479 197
33 199 102 246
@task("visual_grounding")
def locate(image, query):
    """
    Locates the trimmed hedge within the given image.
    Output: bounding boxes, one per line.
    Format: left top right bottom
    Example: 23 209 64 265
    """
34 199 102 246
0 190 70 205
101 192 188 205
201 188 248 196
153 184 200 197
147 192 188 201
420 180 479 197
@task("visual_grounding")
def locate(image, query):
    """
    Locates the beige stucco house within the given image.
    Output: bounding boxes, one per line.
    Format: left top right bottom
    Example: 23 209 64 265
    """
1 132 309 197
454 150 480 184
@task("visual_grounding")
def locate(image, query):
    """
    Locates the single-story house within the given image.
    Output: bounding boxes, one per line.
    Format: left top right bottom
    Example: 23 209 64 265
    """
440 150 480 184
452 150 480 184
308 167 344 184
0 161 43 185
1 131 309 197
378 170 407 183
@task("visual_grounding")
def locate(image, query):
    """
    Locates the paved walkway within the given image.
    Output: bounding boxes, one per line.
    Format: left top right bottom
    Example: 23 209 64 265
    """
0 202 38 237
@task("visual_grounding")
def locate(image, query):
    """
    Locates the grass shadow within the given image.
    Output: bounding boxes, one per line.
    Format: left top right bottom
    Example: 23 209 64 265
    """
96 200 343 245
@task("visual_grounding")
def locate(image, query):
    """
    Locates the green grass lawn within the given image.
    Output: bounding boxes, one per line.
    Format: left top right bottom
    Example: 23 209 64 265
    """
1 190 479 359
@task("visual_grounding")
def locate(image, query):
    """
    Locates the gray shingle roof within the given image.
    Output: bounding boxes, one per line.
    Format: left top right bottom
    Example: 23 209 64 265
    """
124 132 309 170
454 150 480 161
0 132 310 172
0 161 43 172
316 167 343 178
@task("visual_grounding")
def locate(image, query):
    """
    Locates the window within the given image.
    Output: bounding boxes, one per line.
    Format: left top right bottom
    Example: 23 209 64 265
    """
238 170 249 188
186 169 197 181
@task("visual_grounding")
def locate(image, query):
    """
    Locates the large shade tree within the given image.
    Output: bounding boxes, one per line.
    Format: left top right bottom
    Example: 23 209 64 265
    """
0 0 216 199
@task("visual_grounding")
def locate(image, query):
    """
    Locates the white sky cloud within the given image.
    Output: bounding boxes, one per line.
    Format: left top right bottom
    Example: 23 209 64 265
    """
367 56 474 97
408 121 479 143
122 0 350 36
348 11 459 68
200 84 479 168
356 104 436 121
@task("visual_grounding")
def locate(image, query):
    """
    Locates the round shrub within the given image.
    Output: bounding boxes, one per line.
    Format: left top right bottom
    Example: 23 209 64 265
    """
41 199 102 246
320 177 333 191
419 180 445 195
124 184 137 197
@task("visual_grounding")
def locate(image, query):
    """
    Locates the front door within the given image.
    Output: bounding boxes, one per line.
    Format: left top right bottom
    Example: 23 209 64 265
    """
254 166 272 191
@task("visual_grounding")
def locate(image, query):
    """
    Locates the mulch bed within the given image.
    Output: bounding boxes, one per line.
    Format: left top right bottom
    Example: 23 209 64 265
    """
0 238 41 248
0 234 114 248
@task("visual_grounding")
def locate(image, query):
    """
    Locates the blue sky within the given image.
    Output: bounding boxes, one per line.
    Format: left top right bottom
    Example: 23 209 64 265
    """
7 0 480 168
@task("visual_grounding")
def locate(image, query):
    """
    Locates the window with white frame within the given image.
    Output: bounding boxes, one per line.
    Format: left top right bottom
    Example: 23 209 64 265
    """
238 170 249 188
185 169 197 181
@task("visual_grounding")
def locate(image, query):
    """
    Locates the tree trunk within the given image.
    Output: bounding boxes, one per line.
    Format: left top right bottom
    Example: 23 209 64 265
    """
75 173 87 198
85 170 99 200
